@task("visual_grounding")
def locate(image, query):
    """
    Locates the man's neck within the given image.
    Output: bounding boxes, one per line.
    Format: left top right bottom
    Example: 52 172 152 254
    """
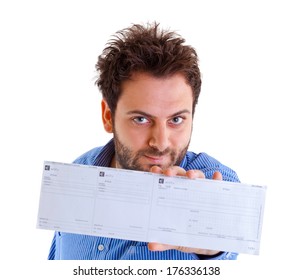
110 155 117 168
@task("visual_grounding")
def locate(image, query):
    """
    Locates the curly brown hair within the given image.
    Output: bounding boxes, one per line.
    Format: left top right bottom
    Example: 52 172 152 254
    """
95 22 201 115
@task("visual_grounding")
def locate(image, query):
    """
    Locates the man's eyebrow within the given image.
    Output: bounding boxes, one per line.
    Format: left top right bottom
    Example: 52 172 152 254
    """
168 109 191 118
126 110 153 117
126 109 191 118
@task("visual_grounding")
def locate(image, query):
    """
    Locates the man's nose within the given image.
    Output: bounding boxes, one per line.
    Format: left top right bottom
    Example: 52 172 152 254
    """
148 124 170 152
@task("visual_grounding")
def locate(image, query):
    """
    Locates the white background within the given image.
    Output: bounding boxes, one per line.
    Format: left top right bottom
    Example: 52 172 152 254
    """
1 0 291 278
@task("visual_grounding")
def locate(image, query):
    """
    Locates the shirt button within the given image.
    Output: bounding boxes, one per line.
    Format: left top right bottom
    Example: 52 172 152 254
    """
98 244 104 251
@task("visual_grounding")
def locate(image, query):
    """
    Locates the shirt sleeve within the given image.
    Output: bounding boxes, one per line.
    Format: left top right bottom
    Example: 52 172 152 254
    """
195 251 238 260
48 232 57 260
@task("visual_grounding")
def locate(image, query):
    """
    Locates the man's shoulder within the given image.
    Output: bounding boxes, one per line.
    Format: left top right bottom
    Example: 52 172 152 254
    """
184 151 239 182
73 146 104 165
185 151 222 167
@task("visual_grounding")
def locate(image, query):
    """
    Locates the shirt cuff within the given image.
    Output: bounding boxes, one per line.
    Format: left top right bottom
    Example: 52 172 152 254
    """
195 252 238 260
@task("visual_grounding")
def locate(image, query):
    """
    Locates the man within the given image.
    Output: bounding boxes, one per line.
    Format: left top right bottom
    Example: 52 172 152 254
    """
48 22 239 260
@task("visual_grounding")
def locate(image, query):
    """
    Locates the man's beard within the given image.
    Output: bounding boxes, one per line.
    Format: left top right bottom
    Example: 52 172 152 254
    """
113 130 190 172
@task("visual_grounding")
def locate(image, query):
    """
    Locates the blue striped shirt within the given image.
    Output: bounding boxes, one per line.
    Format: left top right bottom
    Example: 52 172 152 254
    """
48 139 239 260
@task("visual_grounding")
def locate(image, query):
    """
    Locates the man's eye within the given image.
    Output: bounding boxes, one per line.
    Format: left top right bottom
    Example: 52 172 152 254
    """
133 117 149 124
169 116 183 125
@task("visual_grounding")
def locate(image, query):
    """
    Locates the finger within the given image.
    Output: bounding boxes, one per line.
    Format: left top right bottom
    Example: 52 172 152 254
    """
186 169 205 179
149 166 163 174
163 167 205 179
163 166 187 177
148 243 220 255
212 171 223 181
149 243 194 253
148 242 174 251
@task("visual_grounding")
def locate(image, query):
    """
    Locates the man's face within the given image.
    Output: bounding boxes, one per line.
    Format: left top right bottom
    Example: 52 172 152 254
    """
102 72 194 171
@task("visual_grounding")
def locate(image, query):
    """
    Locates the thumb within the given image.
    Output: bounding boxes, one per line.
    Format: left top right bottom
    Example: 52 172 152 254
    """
212 171 223 181
148 243 174 251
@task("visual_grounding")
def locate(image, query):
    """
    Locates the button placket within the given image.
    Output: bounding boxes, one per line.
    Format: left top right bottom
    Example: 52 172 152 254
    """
98 244 105 251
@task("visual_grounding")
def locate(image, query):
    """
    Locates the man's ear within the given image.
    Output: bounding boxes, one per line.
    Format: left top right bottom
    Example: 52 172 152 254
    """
101 99 113 133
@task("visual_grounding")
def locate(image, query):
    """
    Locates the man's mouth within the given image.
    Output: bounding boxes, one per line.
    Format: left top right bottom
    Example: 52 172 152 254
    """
144 155 166 164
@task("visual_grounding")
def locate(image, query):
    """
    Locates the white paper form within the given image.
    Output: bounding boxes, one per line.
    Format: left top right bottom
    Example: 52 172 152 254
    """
37 161 267 255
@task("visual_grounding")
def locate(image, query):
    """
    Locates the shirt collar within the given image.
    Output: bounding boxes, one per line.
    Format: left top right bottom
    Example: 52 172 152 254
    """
94 138 115 167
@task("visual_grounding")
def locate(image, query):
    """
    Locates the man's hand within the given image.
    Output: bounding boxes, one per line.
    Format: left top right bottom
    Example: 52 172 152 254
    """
148 165 222 256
